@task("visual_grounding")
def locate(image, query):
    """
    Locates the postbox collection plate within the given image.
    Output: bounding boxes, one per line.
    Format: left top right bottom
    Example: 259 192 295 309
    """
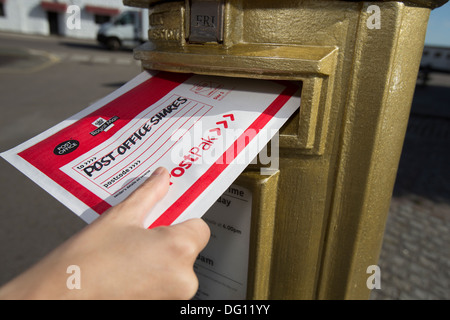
188 0 224 43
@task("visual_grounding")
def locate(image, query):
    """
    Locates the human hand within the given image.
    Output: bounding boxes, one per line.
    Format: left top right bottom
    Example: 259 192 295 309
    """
0 167 210 300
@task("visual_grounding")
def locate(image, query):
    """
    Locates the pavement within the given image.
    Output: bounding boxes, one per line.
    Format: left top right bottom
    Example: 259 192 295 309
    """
0 32 142 289
0 31 448 300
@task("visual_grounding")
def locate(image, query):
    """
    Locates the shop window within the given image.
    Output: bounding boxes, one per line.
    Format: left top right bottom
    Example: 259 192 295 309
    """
114 11 135 26
94 14 111 24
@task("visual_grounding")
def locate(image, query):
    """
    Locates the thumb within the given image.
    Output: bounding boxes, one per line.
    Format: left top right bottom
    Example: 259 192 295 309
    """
169 218 211 253
108 167 170 227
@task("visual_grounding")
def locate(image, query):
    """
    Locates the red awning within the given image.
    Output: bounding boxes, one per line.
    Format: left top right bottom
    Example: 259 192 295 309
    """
40 1 67 12
85 5 120 16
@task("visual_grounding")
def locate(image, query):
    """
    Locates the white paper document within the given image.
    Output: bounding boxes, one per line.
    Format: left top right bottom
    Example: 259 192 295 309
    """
1 71 300 228
195 184 253 300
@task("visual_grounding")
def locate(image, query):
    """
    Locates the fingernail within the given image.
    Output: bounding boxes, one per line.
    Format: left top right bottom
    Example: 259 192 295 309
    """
151 167 165 177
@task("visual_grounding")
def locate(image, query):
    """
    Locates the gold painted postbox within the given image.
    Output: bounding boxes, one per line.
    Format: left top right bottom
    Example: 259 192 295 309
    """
123 0 447 299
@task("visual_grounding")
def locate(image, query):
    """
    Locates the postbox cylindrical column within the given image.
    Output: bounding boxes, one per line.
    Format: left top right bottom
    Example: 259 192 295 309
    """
124 0 448 299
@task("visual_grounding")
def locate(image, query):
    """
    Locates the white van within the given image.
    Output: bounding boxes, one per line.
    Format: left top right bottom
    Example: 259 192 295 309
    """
97 9 149 50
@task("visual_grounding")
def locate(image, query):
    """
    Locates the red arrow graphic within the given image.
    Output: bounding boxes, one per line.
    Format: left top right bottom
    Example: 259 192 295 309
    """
209 128 221 136
223 114 235 121
216 120 228 129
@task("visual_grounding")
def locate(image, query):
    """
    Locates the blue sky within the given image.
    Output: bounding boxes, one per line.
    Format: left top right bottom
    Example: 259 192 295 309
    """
425 2 450 47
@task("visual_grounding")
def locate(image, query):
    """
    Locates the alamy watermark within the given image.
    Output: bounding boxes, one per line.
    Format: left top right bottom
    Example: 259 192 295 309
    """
167 123 280 181
66 264 81 290
366 5 381 30
366 265 381 290
66 4 381 31
64 262 380 291
66 5 81 30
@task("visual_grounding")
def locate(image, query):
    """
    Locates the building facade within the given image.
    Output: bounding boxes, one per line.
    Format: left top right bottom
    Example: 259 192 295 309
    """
421 45 450 73
0 0 128 39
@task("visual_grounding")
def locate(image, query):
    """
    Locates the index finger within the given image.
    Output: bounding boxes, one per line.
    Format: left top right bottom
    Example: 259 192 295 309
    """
107 167 170 227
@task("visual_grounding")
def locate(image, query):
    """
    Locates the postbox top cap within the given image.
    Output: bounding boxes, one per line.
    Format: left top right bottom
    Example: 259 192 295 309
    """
124 0 448 9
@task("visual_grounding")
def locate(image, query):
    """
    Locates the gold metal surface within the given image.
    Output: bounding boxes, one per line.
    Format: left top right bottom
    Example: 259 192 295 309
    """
124 0 448 299
234 171 279 300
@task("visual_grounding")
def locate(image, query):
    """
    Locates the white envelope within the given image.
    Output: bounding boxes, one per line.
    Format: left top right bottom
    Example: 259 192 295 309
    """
1 71 300 228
